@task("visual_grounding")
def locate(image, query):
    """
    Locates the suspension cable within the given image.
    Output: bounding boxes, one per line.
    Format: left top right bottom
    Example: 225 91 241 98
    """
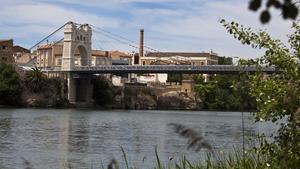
29 23 67 51
91 25 160 52
93 29 139 50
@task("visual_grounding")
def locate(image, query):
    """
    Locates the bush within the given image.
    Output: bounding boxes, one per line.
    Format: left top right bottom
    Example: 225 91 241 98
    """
0 63 22 105
92 77 115 106
221 19 300 168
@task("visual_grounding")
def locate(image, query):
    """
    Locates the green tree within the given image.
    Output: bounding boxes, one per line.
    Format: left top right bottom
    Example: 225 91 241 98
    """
0 63 22 105
25 67 47 93
167 73 182 83
218 56 233 65
195 74 255 110
93 77 115 106
221 19 300 168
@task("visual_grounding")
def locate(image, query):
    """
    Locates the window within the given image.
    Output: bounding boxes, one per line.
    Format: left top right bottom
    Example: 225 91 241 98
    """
143 61 146 65
57 58 62 66
80 35 82 40
77 36 79 40
2 46 6 50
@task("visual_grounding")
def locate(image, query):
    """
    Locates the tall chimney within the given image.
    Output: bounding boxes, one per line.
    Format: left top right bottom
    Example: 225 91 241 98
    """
139 29 144 65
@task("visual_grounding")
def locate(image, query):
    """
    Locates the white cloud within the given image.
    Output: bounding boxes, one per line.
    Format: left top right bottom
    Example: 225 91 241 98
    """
0 2 121 48
0 0 294 58
123 0 293 58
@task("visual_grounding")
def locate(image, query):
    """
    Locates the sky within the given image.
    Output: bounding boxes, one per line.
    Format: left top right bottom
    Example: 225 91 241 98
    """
0 0 295 59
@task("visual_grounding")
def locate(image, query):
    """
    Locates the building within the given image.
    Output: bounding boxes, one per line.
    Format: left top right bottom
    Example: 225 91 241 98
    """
141 52 219 66
13 45 32 64
91 50 111 66
137 51 220 84
35 42 113 68
110 50 132 65
0 39 14 65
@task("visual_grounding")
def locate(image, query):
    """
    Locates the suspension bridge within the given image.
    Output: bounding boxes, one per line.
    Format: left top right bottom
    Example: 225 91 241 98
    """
26 21 277 104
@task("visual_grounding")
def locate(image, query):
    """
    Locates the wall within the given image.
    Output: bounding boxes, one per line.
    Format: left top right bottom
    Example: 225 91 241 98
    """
0 39 14 65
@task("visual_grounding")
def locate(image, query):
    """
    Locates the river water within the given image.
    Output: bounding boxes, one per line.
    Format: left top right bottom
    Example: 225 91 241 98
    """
0 109 276 169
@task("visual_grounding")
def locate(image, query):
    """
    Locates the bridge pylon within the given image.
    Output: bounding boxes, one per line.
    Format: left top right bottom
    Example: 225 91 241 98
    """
61 21 93 104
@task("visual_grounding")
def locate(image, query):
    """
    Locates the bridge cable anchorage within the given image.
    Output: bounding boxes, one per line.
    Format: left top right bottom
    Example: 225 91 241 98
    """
29 22 68 51
93 29 139 50
90 25 161 52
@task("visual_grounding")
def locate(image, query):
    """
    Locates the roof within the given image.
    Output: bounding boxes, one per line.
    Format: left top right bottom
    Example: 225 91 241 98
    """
145 52 217 58
110 50 131 58
0 39 13 43
92 50 107 57
13 45 30 53
37 44 53 49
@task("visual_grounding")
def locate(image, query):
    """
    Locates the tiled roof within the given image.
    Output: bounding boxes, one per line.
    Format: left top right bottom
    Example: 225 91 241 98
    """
13 45 30 53
110 50 131 58
37 44 53 49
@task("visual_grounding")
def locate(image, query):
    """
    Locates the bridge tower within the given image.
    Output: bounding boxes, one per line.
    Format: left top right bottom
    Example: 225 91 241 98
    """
62 22 93 104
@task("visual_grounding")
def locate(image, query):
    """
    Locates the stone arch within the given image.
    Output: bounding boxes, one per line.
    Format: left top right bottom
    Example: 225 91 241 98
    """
76 44 88 66
62 21 92 70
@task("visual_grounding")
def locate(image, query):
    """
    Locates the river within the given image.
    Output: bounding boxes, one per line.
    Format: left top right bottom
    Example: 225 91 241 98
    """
0 109 276 169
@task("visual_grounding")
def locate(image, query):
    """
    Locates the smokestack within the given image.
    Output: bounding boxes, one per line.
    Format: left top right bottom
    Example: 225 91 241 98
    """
139 29 144 65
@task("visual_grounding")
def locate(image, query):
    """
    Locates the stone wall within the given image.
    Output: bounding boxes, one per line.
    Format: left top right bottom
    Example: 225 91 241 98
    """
0 39 14 65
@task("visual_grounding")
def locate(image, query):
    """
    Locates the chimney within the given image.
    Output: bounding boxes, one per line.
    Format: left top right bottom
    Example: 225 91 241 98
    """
139 29 144 65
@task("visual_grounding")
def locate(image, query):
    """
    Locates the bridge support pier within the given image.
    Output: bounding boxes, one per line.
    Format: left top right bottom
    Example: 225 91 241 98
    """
67 72 94 105
67 72 76 104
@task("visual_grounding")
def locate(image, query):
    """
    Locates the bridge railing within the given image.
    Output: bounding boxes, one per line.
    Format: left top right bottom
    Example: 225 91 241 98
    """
41 65 278 74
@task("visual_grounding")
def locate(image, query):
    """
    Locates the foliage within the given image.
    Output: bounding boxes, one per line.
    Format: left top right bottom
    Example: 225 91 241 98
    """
194 74 256 111
45 77 69 107
193 74 205 84
218 56 233 65
169 123 212 152
221 19 300 168
0 63 22 105
92 77 115 106
24 67 47 93
248 0 299 24
167 73 182 83
100 147 272 169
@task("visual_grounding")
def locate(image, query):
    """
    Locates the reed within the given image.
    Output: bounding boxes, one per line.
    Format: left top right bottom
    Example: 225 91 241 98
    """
168 123 212 152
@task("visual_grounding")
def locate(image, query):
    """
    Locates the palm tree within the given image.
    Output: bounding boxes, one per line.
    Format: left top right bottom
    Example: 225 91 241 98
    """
25 67 47 93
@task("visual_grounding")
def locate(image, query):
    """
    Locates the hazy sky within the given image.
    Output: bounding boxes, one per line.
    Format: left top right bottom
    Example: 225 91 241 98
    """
0 0 294 59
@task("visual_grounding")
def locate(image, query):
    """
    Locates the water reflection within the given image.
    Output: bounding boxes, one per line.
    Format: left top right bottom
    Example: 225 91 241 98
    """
0 109 277 169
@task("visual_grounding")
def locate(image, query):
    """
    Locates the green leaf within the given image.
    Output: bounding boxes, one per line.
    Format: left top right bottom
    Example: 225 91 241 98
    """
249 0 261 11
260 10 271 24
282 4 299 19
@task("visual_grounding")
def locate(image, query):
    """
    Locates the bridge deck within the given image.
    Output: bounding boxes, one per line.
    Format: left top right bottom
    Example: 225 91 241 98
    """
42 65 277 74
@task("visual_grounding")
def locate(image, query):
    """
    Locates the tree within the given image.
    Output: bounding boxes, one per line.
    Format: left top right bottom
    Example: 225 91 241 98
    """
249 0 299 24
167 73 182 83
92 77 115 106
218 56 233 65
0 63 22 105
24 67 47 93
194 74 255 110
221 19 300 168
